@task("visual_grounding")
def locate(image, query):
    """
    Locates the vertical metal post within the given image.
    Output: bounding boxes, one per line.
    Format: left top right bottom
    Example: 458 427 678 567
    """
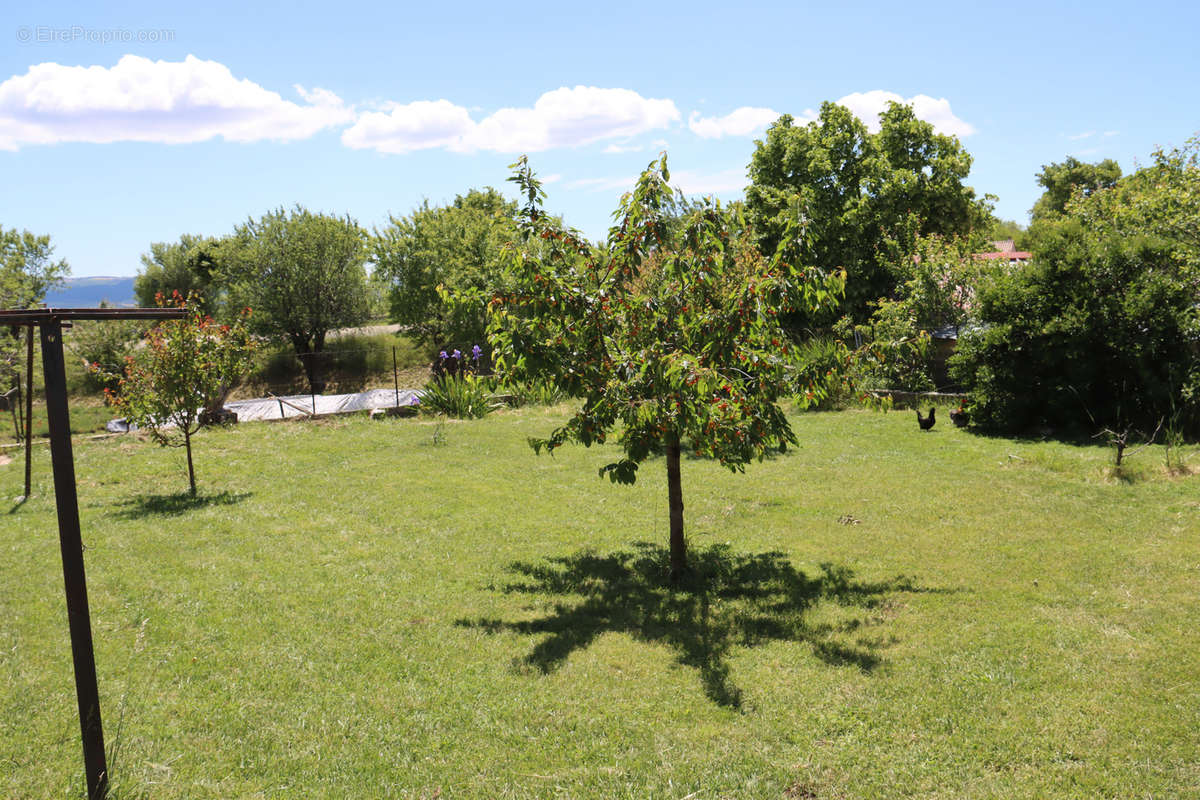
40 320 109 800
24 326 34 498
9 384 19 440
308 354 316 414
14 380 23 440
392 345 400 408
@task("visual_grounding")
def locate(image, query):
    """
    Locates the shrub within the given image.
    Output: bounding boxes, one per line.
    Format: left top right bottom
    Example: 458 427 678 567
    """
834 235 999 393
951 136 1200 437
65 316 148 393
503 379 567 407
790 335 856 410
951 227 1200 436
837 304 935 393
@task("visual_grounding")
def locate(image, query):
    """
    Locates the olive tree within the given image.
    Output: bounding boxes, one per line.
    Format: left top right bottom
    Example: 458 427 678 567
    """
232 206 369 392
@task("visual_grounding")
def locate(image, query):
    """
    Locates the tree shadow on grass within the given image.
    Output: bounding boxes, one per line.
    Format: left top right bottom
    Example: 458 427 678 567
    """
108 490 252 520
458 542 939 709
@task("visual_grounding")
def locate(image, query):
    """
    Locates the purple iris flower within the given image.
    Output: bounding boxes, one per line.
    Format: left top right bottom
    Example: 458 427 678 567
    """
439 350 448 360
452 349 462 359
471 344 482 361
410 396 420 405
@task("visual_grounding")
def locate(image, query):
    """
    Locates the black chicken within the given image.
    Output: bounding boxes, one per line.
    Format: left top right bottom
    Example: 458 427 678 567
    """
950 401 969 428
916 407 936 431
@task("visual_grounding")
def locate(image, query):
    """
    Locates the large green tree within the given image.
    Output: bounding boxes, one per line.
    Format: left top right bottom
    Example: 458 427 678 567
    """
1029 156 1122 224
1 227 69 384
232 206 370 392
1 227 70 309
470 156 844 577
952 138 1200 436
746 102 991 324
134 233 232 315
372 188 520 346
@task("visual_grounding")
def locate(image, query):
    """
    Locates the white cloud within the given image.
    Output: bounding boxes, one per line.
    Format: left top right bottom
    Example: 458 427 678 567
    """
0 54 352 149
689 92 973 140
1068 131 1096 140
832 90 975 137
687 106 779 139
1103 130 1119 137
340 99 474 154
342 86 680 154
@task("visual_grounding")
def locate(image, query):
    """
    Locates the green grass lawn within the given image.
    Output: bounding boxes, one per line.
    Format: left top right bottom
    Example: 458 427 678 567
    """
1 407 1197 798
0 397 116 448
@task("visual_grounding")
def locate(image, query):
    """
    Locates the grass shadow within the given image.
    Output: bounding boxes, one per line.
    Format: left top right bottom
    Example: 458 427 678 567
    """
963 423 1125 451
109 491 252 520
458 542 935 709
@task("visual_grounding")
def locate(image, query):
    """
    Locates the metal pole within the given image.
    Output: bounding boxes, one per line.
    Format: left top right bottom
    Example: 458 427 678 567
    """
392 346 399 408
9 386 19 440
40 320 109 800
24 326 34 498
308 354 316 415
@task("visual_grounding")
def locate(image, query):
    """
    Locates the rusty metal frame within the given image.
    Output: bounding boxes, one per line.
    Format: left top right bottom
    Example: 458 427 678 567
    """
2 308 186 800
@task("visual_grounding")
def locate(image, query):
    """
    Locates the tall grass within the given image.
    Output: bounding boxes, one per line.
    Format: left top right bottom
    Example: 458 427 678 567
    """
242 331 427 395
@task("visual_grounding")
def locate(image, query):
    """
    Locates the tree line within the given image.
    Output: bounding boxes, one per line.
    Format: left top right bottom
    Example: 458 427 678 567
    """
7 99 1197 447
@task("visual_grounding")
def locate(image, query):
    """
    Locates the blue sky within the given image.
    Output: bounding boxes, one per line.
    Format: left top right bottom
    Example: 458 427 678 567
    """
2 0 1197 277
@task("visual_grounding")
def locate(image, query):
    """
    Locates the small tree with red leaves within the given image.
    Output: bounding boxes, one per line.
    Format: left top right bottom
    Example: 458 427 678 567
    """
471 155 844 577
102 293 255 496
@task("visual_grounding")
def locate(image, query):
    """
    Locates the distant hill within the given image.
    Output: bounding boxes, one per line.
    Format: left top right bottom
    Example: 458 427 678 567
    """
43 276 137 308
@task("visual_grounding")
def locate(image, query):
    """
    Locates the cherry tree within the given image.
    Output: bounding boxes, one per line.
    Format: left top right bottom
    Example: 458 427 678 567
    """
102 294 255 496
472 156 845 577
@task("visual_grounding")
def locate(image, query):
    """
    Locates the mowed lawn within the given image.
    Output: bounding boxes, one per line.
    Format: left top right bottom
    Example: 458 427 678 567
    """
1 407 1197 799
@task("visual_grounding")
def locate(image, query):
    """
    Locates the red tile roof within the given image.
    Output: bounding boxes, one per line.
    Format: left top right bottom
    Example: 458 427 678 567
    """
975 251 1031 260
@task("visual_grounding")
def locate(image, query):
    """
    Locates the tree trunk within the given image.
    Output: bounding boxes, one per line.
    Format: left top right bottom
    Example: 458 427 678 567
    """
666 440 686 580
291 334 326 395
184 426 197 497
